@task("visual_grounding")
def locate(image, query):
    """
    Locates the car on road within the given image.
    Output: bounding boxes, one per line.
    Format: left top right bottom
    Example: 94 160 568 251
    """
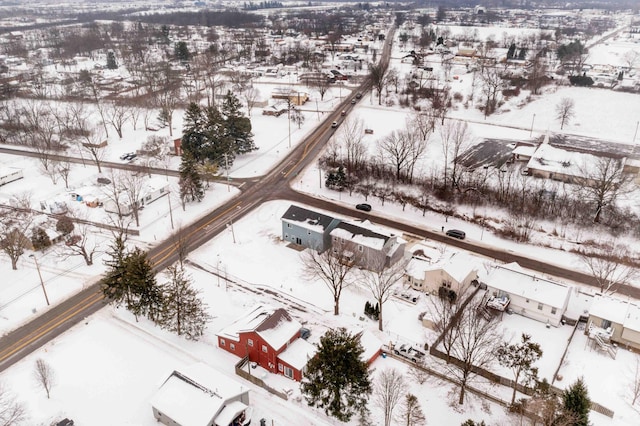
445 229 466 239
356 203 372 212
351 99 356 104
120 152 137 162
341 110 346 116
356 92 362 99
331 121 339 128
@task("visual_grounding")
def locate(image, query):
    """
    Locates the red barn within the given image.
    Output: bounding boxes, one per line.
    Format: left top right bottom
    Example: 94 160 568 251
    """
217 305 316 382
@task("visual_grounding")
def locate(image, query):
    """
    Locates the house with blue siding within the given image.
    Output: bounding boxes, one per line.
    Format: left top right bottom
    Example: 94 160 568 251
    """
281 205 341 252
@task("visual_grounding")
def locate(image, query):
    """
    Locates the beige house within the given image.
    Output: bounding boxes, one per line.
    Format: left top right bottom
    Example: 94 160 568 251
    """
587 295 640 351
405 252 479 299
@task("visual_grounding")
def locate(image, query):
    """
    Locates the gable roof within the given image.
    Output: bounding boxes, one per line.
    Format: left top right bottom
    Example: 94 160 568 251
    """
483 263 571 308
590 295 640 332
281 205 337 232
150 363 248 426
424 252 479 283
330 220 390 250
217 304 301 351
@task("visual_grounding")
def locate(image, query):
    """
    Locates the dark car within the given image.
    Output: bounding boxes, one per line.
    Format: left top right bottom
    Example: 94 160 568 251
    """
445 229 466 239
356 203 372 212
56 419 74 426
356 92 363 99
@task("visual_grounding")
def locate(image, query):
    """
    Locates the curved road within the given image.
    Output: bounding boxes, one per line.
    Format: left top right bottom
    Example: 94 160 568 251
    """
0 26 636 373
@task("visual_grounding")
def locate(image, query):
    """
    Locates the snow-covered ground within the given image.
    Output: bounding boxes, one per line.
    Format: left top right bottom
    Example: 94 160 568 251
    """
1 16 640 426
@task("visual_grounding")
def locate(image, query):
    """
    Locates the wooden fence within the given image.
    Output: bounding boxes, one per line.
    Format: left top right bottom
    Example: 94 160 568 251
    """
234 357 289 401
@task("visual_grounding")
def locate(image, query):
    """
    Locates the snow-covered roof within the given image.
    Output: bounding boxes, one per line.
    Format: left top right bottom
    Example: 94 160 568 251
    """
526 138 608 179
277 338 316 370
217 304 301 351
512 144 537 157
150 363 248 426
330 220 397 251
281 205 337 233
424 252 479 283
357 329 382 364
483 263 571 308
589 295 640 332
406 256 431 280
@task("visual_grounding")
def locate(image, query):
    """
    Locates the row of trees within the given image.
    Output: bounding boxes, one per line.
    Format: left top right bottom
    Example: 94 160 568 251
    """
101 231 210 339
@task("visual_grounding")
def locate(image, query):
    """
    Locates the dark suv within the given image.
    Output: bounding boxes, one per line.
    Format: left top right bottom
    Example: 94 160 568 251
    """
445 229 466 239
356 203 372 212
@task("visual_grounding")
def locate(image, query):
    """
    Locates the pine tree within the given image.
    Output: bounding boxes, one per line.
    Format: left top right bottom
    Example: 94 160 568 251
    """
301 327 372 422
400 393 426 426
31 227 52 251
102 234 131 307
562 377 590 426
179 151 205 207
159 264 211 339
496 333 542 405
125 247 162 321
181 103 207 163
221 91 256 155
174 41 190 62
507 43 516 60
106 51 118 69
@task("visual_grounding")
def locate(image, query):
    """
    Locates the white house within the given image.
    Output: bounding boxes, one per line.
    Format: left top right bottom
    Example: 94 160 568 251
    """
150 363 252 426
482 263 572 327
587 295 640 351
406 251 480 299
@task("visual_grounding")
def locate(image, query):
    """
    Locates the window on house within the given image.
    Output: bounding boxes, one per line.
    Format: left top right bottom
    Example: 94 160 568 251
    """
287 223 291 228
358 245 363 252
230 343 235 350
551 307 557 315
248 339 253 347
262 345 268 353
525 299 529 303
220 339 225 346
537 303 543 311
278 363 283 372
602 319 612 329
284 366 294 379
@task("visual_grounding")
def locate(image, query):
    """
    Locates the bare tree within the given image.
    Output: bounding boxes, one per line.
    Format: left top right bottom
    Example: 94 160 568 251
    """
34 358 55 399
0 198 33 270
105 101 130 139
496 333 542 405
623 50 639 70
359 258 408 331
377 130 411 181
56 215 101 266
399 393 426 426
120 171 146 228
555 98 575 130
242 85 260 117
54 159 72 189
440 120 471 192
79 126 108 173
370 61 389 105
446 296 502 404
576 156 631 223
410 110 436 141
373 369 407 426
340 117 367 173
300 245 357 315
479 66 503 116
528 51 549 95
579 245 638 295
630 358 640 406
0 383 26 425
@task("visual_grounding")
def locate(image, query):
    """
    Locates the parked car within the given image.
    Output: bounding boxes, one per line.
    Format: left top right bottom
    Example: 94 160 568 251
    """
364 128 374 134
445 229 466 239
351 99 356 104
356 92 363 99
393 344 425 362
356 203 372 212
331 121 339 128
300 327 311 340
56 419 74 426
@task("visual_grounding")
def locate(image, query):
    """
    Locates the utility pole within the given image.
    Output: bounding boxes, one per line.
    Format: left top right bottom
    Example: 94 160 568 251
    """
530 113 536 137
167 191 174 230
30 254 50 306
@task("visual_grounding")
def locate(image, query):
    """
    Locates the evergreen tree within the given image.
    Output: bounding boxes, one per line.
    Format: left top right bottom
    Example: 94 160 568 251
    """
159 264 211 339
562 377 590 426
181 103 207 163
125 247 162 321
461 421 486 426
221 91 256 155
301 327 372 422
507 43 516 60
106 51 118 69
31 227 52 251
518 48 527 61
400 393 426 426
102 234 131 307
174 41 190 62
179 151 205 206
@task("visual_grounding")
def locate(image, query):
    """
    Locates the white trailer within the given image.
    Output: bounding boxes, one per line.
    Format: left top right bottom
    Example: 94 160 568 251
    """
0 167 24 186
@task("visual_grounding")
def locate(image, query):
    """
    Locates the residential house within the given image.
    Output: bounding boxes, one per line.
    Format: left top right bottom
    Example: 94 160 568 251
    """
329 220 406 272
280 205 341 252
356 329 383 365
150 363 252 426
482 263 572 327
406 251 479 299
586 295 640 351
217 304 316 381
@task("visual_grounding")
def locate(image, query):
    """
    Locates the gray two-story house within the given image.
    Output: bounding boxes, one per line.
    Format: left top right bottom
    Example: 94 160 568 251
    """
281 205 341 252
329 220 406 272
